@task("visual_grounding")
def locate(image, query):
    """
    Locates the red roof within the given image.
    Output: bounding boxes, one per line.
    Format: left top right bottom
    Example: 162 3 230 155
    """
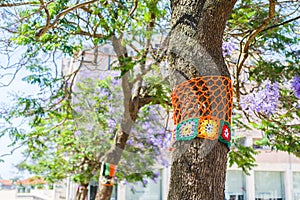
16 177 46 186
0 180 13 186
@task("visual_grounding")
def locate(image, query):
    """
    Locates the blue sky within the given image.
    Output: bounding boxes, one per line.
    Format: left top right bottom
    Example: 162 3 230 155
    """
0 56 35 180
0 43 64 179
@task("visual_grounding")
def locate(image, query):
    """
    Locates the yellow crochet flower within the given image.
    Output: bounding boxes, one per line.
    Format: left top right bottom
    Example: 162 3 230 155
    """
181 123 193 136
199 119 218 139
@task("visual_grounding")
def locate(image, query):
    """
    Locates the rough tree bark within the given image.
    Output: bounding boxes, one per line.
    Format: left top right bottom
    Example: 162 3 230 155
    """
167 0 237 200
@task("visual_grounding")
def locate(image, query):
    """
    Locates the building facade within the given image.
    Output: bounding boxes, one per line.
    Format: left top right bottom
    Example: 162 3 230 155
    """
110 149 300 200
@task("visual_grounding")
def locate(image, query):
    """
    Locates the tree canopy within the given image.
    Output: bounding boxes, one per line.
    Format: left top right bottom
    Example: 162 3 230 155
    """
0 0 300 199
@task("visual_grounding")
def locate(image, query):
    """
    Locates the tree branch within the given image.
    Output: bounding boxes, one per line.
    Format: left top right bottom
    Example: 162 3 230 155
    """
40 0 51 32
0 2 39 7
75 29 104 39
79 6 110 32
0 142 25 158
36 0 99 37
129 0 138 16
138 95 171 109
235 0 276 104
262 15 300 32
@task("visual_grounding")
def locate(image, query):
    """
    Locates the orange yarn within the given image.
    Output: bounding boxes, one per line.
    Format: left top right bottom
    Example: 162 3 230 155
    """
171 76 233 141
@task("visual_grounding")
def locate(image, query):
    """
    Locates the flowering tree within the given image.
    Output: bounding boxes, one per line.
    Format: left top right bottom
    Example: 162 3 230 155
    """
12 73 170 200
0 1 171 200
226 1 300 159
0 0 300 199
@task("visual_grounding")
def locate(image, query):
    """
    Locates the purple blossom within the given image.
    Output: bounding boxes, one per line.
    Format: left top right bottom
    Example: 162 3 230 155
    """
137 142 145 148
74 130 82 137
151 177 158 184
112 77 120 86
73 106 83 113
126 138 134 145
142 179 148 185
129 184 135 192
222 41 236 57
107 118 116 129
296 100 300 108
122 180 129 185
142 121 151 130
99 88 111 97
150 172 161 184
108 71 121 86
160 158 169 167
86 124 93 131
291 76 300 99
154 171 160 177
240 81 280 116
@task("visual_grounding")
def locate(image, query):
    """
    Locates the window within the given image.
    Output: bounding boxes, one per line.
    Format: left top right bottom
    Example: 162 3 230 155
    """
255 171 285 200
17 185 31 193
225 170 246 200
294 172 300 200
125 176 162 200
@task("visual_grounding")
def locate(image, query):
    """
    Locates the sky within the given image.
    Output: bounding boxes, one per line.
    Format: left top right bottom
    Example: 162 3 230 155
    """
0 53 36 180
0 42 65 180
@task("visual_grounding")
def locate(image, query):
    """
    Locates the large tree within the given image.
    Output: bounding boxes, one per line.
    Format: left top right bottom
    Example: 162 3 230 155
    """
167 1 237 199
1 0 300 200
167 0 300 199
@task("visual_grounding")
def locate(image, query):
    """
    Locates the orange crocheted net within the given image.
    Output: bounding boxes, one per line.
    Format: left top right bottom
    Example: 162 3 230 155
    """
171 76 233 141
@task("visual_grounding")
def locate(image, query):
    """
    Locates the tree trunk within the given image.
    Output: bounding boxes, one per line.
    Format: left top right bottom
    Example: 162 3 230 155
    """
94 126 131 200
95 35 139 200
167 0 237 199
76 184 89 200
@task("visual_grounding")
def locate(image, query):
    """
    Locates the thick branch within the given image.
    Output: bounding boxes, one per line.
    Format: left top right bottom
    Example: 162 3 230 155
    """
40 0 51 32
138 95 171 108
95 34 132 200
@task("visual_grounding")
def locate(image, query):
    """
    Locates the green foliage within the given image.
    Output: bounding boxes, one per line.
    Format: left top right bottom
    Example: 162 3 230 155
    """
249 116 300 157
229 136 258 175
225 0 300 169
228 0 269 31
11 76 120 184
143 74 172 108
0 0 171 192
1 0 300 192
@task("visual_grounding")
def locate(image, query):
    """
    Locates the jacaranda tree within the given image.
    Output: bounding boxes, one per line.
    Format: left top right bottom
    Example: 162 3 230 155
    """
0 1 171 199
0 0 299 199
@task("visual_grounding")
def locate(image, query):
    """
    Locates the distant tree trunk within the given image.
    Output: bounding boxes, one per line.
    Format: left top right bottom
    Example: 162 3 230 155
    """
167 0 237 199
94 126 131 200
95 35 142 200
76 184 89 200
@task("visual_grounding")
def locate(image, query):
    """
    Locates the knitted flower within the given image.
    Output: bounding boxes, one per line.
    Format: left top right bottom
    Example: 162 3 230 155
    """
199 119 218 139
